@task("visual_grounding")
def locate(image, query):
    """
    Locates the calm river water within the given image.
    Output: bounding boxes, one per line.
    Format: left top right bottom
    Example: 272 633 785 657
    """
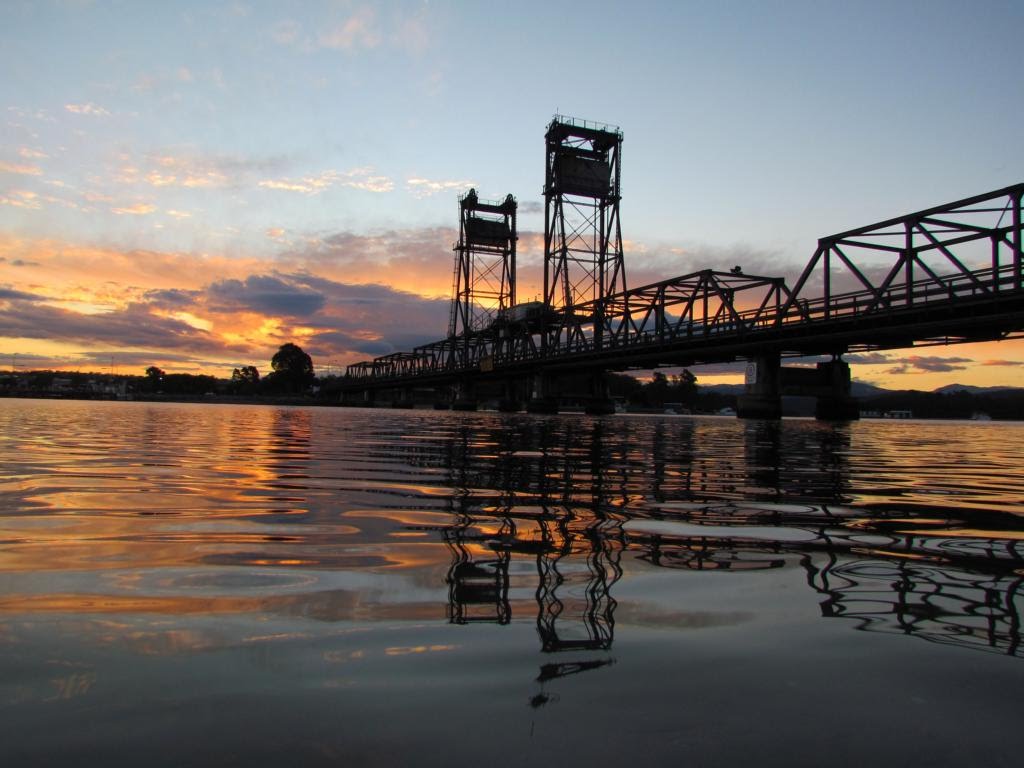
1 398 1023 766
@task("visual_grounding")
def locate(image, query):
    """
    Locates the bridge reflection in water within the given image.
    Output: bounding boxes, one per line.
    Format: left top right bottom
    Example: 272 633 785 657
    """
432 421 626 693
408 417 1024 685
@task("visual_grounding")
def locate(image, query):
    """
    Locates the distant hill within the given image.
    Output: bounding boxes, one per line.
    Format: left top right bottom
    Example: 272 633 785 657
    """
706 381 896 397
932 383 1024 395
701 383 745 396
702 381 1021 397
692 378 1023 420
851 381 890 397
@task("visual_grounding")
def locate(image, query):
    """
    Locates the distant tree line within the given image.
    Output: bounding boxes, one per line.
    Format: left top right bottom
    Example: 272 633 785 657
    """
140 343 317 397
4 346 1024 419
0 343 319 400
606 369 734 412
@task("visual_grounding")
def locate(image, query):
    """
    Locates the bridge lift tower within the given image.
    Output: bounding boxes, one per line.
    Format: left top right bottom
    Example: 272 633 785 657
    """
534 116 626 413
543 117 627 316
450 188 518 339
447 189 517 406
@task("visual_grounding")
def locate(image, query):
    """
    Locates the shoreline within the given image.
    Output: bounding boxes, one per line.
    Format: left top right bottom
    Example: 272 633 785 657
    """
1 391 1021 421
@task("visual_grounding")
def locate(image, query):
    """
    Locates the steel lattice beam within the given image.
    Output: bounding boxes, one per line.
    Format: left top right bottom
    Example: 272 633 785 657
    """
780 183 1024 322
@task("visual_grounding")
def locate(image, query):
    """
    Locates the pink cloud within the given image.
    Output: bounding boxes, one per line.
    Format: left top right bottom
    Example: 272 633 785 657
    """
0 160 42 176
317 7 381 50
64 103 110 116
110 203 157 215
0 190 41 209
405 177 475 198
259 168 392 195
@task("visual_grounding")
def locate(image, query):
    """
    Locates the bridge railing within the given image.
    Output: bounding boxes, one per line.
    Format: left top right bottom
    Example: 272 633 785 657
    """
776 263 1018 327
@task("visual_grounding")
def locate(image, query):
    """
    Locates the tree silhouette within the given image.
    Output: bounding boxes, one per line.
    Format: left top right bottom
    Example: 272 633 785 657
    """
231 365 260 395
144 366 164 393
673 369 698 407
266 343 314 393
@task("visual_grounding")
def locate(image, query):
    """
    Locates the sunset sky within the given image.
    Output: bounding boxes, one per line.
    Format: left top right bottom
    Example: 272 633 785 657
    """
2 0 1023 388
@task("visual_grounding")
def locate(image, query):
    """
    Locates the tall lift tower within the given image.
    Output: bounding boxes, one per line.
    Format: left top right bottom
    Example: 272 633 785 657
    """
449 189 518 340
543 117 626 315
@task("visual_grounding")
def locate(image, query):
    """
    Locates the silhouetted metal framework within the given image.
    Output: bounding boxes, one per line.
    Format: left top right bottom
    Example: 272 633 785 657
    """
346 183 1024 386
780 184 1024 329
449 189 517 340
544 116 626 323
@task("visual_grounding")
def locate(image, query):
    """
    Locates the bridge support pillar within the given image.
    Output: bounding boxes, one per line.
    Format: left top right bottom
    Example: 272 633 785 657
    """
450 376 477 409
737 354 782 419
584 372 616 416
390 388 415 409
526 373 559 414
432 385 452 409
452 379 478 411
360 389 377 408
813 360 859 421
498 378 523 412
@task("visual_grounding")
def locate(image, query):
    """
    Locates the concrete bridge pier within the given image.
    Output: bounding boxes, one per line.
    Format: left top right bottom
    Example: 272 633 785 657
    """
526 373 559 414
813 360 860 421
451 379 478 411
584 371 617 416
498 378 524 412
737 354 783 419
390 387 415 409
432 384 452 409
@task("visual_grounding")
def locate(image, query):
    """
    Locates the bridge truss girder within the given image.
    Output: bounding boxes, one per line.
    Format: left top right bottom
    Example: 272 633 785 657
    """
782 183 1024 323
545 269 793 356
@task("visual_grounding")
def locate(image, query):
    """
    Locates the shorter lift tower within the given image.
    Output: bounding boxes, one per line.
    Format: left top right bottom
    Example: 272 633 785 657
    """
447 189 517 404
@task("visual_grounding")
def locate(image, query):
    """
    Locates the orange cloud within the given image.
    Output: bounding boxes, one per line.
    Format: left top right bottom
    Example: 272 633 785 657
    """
0 190 41 209
145 171 177 186
258 167 392 195
110 203 157 215
181 172 226 188
0 160 42 176
116 154 231 189
4 229 1020 385
0 232 454 374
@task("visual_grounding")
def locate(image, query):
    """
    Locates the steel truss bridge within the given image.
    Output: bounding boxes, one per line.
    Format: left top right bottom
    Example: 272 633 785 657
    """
343 119 1023 417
